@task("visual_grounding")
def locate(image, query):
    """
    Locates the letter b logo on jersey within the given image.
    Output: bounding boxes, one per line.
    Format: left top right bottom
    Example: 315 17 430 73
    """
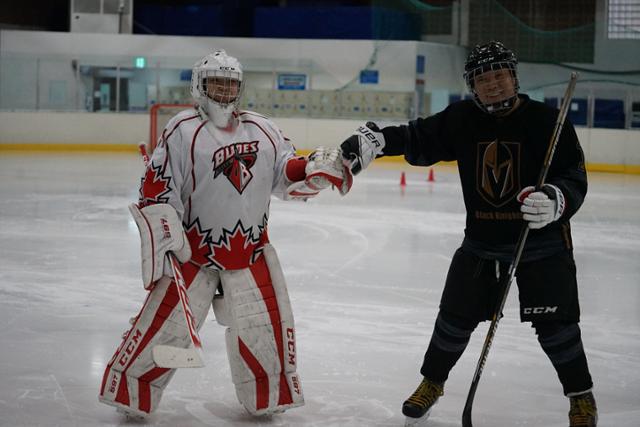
213 142 259 194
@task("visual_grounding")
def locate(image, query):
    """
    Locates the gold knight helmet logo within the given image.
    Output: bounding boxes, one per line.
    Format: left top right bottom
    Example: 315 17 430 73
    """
476 140 520 207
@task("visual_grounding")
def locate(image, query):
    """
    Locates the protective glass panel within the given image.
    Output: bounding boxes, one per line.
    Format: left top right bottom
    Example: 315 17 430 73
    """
73 0 101 14
104 0 130 15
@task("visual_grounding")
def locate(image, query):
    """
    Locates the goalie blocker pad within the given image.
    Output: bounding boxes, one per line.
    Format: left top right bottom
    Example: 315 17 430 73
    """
214 244 304 415
129 203 192 289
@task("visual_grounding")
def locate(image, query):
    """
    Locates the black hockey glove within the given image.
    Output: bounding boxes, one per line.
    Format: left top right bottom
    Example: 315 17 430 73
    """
340 122 386 175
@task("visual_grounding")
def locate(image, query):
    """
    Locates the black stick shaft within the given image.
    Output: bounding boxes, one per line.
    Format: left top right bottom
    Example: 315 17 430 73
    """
462 72 578 427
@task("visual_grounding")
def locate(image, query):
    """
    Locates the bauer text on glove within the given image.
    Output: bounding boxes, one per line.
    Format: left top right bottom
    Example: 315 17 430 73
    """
340 122 385 175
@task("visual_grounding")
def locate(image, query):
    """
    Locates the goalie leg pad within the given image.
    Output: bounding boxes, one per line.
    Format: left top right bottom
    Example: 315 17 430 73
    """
99 263 218 414
220 244 304 415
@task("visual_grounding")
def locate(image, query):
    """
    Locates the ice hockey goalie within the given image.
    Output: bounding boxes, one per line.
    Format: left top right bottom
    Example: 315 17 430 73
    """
99 49 350 417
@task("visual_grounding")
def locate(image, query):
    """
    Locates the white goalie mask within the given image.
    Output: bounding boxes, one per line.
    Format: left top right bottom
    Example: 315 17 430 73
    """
190 50 243 128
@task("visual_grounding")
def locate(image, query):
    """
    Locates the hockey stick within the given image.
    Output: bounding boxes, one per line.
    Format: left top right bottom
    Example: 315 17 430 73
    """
137 142 205 368
462 72 578 427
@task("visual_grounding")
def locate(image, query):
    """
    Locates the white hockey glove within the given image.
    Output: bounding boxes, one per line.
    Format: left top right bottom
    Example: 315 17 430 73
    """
286 147 353 200
340 121 386 175
517 184 566 229
129 203 192 289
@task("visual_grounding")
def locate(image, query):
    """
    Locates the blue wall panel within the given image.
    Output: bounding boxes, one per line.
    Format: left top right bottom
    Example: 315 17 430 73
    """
135 5 225 36
253 7 420 40
568 98 588 126
594 99 625 129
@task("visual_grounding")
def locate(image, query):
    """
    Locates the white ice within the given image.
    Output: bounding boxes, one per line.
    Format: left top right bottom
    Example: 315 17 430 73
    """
1 153 639 427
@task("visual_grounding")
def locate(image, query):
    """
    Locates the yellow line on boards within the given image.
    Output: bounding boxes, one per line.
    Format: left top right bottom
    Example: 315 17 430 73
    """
583 163 640 174
1 145 639 175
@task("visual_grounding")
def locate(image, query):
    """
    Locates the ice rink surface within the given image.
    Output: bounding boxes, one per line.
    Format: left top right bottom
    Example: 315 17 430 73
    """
1 153 639 427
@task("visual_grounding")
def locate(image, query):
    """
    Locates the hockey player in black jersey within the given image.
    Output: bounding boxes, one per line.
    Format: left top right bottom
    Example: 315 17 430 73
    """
340 41 597 427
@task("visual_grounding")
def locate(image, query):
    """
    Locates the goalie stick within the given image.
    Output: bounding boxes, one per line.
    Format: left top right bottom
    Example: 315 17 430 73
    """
138 142 205 369
461 72 579 427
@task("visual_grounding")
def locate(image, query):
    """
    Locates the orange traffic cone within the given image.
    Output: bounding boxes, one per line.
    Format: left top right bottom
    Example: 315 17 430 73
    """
400 171 407 187
427 168 435 182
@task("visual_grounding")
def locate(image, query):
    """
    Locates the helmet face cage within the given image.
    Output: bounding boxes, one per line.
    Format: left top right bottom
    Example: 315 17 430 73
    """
201 69 243 107
190 50 243 127
463 41 519 115
465 61 519 114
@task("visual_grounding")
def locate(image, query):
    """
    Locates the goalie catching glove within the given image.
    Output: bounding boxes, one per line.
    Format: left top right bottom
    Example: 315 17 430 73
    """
286 146 352 200
340 121 386 175
517 184 566 229
129 203 192 289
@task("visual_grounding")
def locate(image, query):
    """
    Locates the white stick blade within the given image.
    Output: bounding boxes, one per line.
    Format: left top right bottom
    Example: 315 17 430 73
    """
152 345 205 368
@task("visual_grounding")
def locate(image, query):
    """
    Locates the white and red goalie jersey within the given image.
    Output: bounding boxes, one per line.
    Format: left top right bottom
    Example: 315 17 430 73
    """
141 109 300 271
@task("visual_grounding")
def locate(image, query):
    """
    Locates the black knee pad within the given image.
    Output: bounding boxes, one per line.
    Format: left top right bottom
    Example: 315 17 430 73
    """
421 311 480 383
430 311 478 353
533 321 584 365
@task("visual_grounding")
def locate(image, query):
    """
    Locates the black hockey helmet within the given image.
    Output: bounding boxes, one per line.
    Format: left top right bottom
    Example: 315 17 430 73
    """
464 41 519 114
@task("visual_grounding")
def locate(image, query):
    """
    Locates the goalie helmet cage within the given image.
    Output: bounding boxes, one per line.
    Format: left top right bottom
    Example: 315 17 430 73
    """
149 103 193 152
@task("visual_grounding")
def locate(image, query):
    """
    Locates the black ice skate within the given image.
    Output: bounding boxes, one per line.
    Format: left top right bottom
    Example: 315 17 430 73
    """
569 391 598 427
402 378 444 426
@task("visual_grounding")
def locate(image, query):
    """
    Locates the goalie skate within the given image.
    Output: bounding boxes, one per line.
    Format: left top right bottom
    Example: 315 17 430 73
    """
116 406 146 421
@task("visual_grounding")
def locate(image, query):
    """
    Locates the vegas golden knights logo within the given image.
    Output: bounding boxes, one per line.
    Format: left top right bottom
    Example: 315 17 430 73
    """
476 140 520 207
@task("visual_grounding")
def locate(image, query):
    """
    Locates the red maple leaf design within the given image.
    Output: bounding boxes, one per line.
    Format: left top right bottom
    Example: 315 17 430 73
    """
139 162 172 206
209 221 266 270
184 219 214 266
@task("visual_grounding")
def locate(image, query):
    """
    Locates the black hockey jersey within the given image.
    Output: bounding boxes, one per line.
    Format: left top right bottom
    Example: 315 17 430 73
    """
381 95 587 262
